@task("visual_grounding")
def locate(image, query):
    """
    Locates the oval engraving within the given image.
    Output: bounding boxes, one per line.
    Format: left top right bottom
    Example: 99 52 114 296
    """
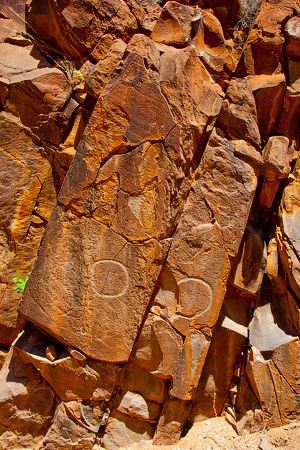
92 260 129 298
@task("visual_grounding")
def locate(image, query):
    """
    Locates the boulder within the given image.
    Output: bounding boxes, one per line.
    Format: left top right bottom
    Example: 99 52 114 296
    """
25 0 139 59
151 1 196 48
285 16 300 60
0 346 55 447
0 112 56 345
37 402 97 450
247 74 286 137
102 410 155 450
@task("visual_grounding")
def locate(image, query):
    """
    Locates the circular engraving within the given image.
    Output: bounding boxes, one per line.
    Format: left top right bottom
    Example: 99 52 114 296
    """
92 260 129 298
178 278 213 318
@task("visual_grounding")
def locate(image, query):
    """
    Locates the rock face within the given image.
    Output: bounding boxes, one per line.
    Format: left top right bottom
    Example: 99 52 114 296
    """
1 0 300 449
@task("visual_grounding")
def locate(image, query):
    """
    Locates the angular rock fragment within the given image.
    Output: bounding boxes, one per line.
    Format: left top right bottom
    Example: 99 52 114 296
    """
14 326 117 402
0 112 56 345
0 42 48 77
153 397 190 445
85 39 126 98
192 10 235 76
37 402 97 450
0 346 55 448
102 409 155 450
115 390 161 421
218 77 261 147
285 16 300 60
26 0 139 59
230 222 266 295
121 361 167 404
131 313 183 378
190 286 249 421
151 1 196 48
247 74 286 137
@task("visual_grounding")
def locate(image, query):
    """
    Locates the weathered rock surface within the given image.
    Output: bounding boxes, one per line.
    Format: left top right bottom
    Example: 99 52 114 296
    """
1 0 300 448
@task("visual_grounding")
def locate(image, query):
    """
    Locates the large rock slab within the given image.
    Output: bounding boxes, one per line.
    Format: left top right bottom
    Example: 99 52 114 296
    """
26 0 139 59
19 41 224 362
0 112 56 345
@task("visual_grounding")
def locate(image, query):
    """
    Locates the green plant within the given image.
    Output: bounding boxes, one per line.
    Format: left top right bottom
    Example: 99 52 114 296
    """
13 272 29 294
54 58 84 86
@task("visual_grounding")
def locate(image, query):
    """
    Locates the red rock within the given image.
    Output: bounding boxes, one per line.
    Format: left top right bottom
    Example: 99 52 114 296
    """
0 112 56 346
0 18 24 43
37 402 97 450
122 361 167 404
26 0 138 59
102 410 155 450
15 326 118 402
170 329 210 400
85 39 126 98
6 67 72 145
151 1 196 48
116 390 161 420
193 10 235 75
0 42 49 77
0 346 55 447
247 74 286 137
285 16 300 60
230 223 266 295
218 77 261 147
277 87 300 139
260 136 293 181
131 313 183 379
236 1 293 76
0 0 27 24
153 397 190 445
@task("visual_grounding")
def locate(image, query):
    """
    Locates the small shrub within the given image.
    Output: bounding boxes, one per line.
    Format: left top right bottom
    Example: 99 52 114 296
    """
13 272 29 294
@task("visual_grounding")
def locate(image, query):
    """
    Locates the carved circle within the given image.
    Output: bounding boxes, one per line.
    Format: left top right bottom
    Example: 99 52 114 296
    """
178 278 213 318
92 260 129 298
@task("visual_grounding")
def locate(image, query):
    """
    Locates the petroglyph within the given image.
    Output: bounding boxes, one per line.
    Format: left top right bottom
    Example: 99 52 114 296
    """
91 260 129 298
177 278 213 318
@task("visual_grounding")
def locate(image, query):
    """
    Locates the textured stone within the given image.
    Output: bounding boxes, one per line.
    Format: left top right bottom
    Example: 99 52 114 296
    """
6 67 72 145
0 112 56 346
85 39 126 98
37 402 96 450
246 347 281 428
170 329 210 400
218 77 261 147
151 1 196 48
249 275 297 352
0 346 55 447
122 361 167 404
19 41 224 363
277 87 300 139
26 0 138 59
116 390 161 420
285 16 300 60
230 223 266 295
153 397 190 445
193 10 235 76
0 42 48 78
236 1 292 76
131 313 182 378
190 286 249 421
102 410 155 450
0 0 27 23
260 136 293 181
247 74 286 137
14 327 116 402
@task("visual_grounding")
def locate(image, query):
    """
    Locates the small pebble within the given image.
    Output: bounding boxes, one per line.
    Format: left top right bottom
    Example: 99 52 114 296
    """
205 420 211 426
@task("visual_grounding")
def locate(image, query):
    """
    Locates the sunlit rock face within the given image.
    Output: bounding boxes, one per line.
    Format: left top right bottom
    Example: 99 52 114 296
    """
1 0 300 448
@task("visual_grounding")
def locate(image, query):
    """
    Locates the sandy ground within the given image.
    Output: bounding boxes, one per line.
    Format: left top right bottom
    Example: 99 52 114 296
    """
115 417 300 450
